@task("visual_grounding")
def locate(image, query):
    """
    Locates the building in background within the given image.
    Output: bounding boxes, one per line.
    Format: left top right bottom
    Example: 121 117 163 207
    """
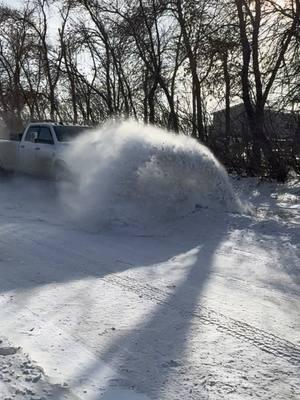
211 103 299 142
209 103 299 172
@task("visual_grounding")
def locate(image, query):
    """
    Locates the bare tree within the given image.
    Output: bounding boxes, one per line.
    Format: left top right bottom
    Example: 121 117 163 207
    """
234 0 299 179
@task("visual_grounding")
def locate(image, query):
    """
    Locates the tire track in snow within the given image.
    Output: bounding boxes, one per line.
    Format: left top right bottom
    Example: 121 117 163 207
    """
101 272 300 366
2 225 299 367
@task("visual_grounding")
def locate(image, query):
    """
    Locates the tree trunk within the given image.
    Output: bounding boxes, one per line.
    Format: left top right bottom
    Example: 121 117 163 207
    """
143 70 148 124
223 50 231 146
176 0 204 139
248 111 287 180
148 84 156 124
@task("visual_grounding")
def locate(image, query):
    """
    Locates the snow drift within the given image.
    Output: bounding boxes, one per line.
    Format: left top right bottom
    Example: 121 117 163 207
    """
59 120 243 226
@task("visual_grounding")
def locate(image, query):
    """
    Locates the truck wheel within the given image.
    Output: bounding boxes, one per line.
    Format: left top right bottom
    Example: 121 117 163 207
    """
0 163 9 178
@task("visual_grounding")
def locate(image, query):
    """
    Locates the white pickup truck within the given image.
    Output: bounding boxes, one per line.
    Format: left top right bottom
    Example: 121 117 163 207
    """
0 122 89 179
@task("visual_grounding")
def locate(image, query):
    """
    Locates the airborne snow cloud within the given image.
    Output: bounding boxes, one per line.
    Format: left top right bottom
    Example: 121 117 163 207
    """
59 120 244 227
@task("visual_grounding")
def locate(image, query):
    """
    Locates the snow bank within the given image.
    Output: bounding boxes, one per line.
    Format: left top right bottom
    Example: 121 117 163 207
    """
60 120 243 226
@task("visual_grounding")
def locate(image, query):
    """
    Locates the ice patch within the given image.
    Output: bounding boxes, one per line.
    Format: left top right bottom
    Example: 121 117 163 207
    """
60 120 243 227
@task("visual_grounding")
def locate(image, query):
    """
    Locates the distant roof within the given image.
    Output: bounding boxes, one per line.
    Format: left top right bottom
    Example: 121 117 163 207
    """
213 103 298 116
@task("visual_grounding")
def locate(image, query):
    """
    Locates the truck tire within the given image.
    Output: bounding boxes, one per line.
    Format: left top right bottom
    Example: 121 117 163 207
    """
0 162 9 178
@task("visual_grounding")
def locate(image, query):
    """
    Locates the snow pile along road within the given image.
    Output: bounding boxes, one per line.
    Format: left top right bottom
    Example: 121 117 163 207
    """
0 336 73 400
60 120 243 226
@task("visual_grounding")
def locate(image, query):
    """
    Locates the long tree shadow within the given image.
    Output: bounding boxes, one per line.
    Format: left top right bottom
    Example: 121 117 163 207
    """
59 214 230 399
0 177 230 399
1 176 299 398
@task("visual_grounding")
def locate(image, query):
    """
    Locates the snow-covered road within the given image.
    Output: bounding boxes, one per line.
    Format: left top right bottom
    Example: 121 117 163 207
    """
0 177 299 399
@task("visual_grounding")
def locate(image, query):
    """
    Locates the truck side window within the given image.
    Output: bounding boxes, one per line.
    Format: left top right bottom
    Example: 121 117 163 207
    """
37 127 54 145
25 127 39 142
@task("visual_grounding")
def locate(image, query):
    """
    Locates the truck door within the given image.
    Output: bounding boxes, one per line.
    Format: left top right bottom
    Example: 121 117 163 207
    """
18 126 40 174
34 126 55 177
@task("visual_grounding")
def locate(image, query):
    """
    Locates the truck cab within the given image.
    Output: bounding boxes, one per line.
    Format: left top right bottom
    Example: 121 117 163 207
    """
19 122 90 178
19 123 56 176
0 121 90 178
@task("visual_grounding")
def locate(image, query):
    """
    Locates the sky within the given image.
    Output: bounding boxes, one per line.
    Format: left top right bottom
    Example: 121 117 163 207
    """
2 0 61 41
2 0 23 7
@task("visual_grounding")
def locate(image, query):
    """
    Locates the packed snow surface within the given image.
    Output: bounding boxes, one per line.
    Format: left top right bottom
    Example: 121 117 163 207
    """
0 128 299 399
60 120 243 226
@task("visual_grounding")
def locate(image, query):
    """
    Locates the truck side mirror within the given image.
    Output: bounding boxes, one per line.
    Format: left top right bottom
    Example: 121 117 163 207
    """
31 132 38 143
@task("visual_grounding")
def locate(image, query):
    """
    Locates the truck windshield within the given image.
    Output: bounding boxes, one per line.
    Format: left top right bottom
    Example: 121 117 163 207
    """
54 126 91 142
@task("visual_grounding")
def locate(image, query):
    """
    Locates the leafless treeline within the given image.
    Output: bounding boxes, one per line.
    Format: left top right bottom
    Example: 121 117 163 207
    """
0 0 299 179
